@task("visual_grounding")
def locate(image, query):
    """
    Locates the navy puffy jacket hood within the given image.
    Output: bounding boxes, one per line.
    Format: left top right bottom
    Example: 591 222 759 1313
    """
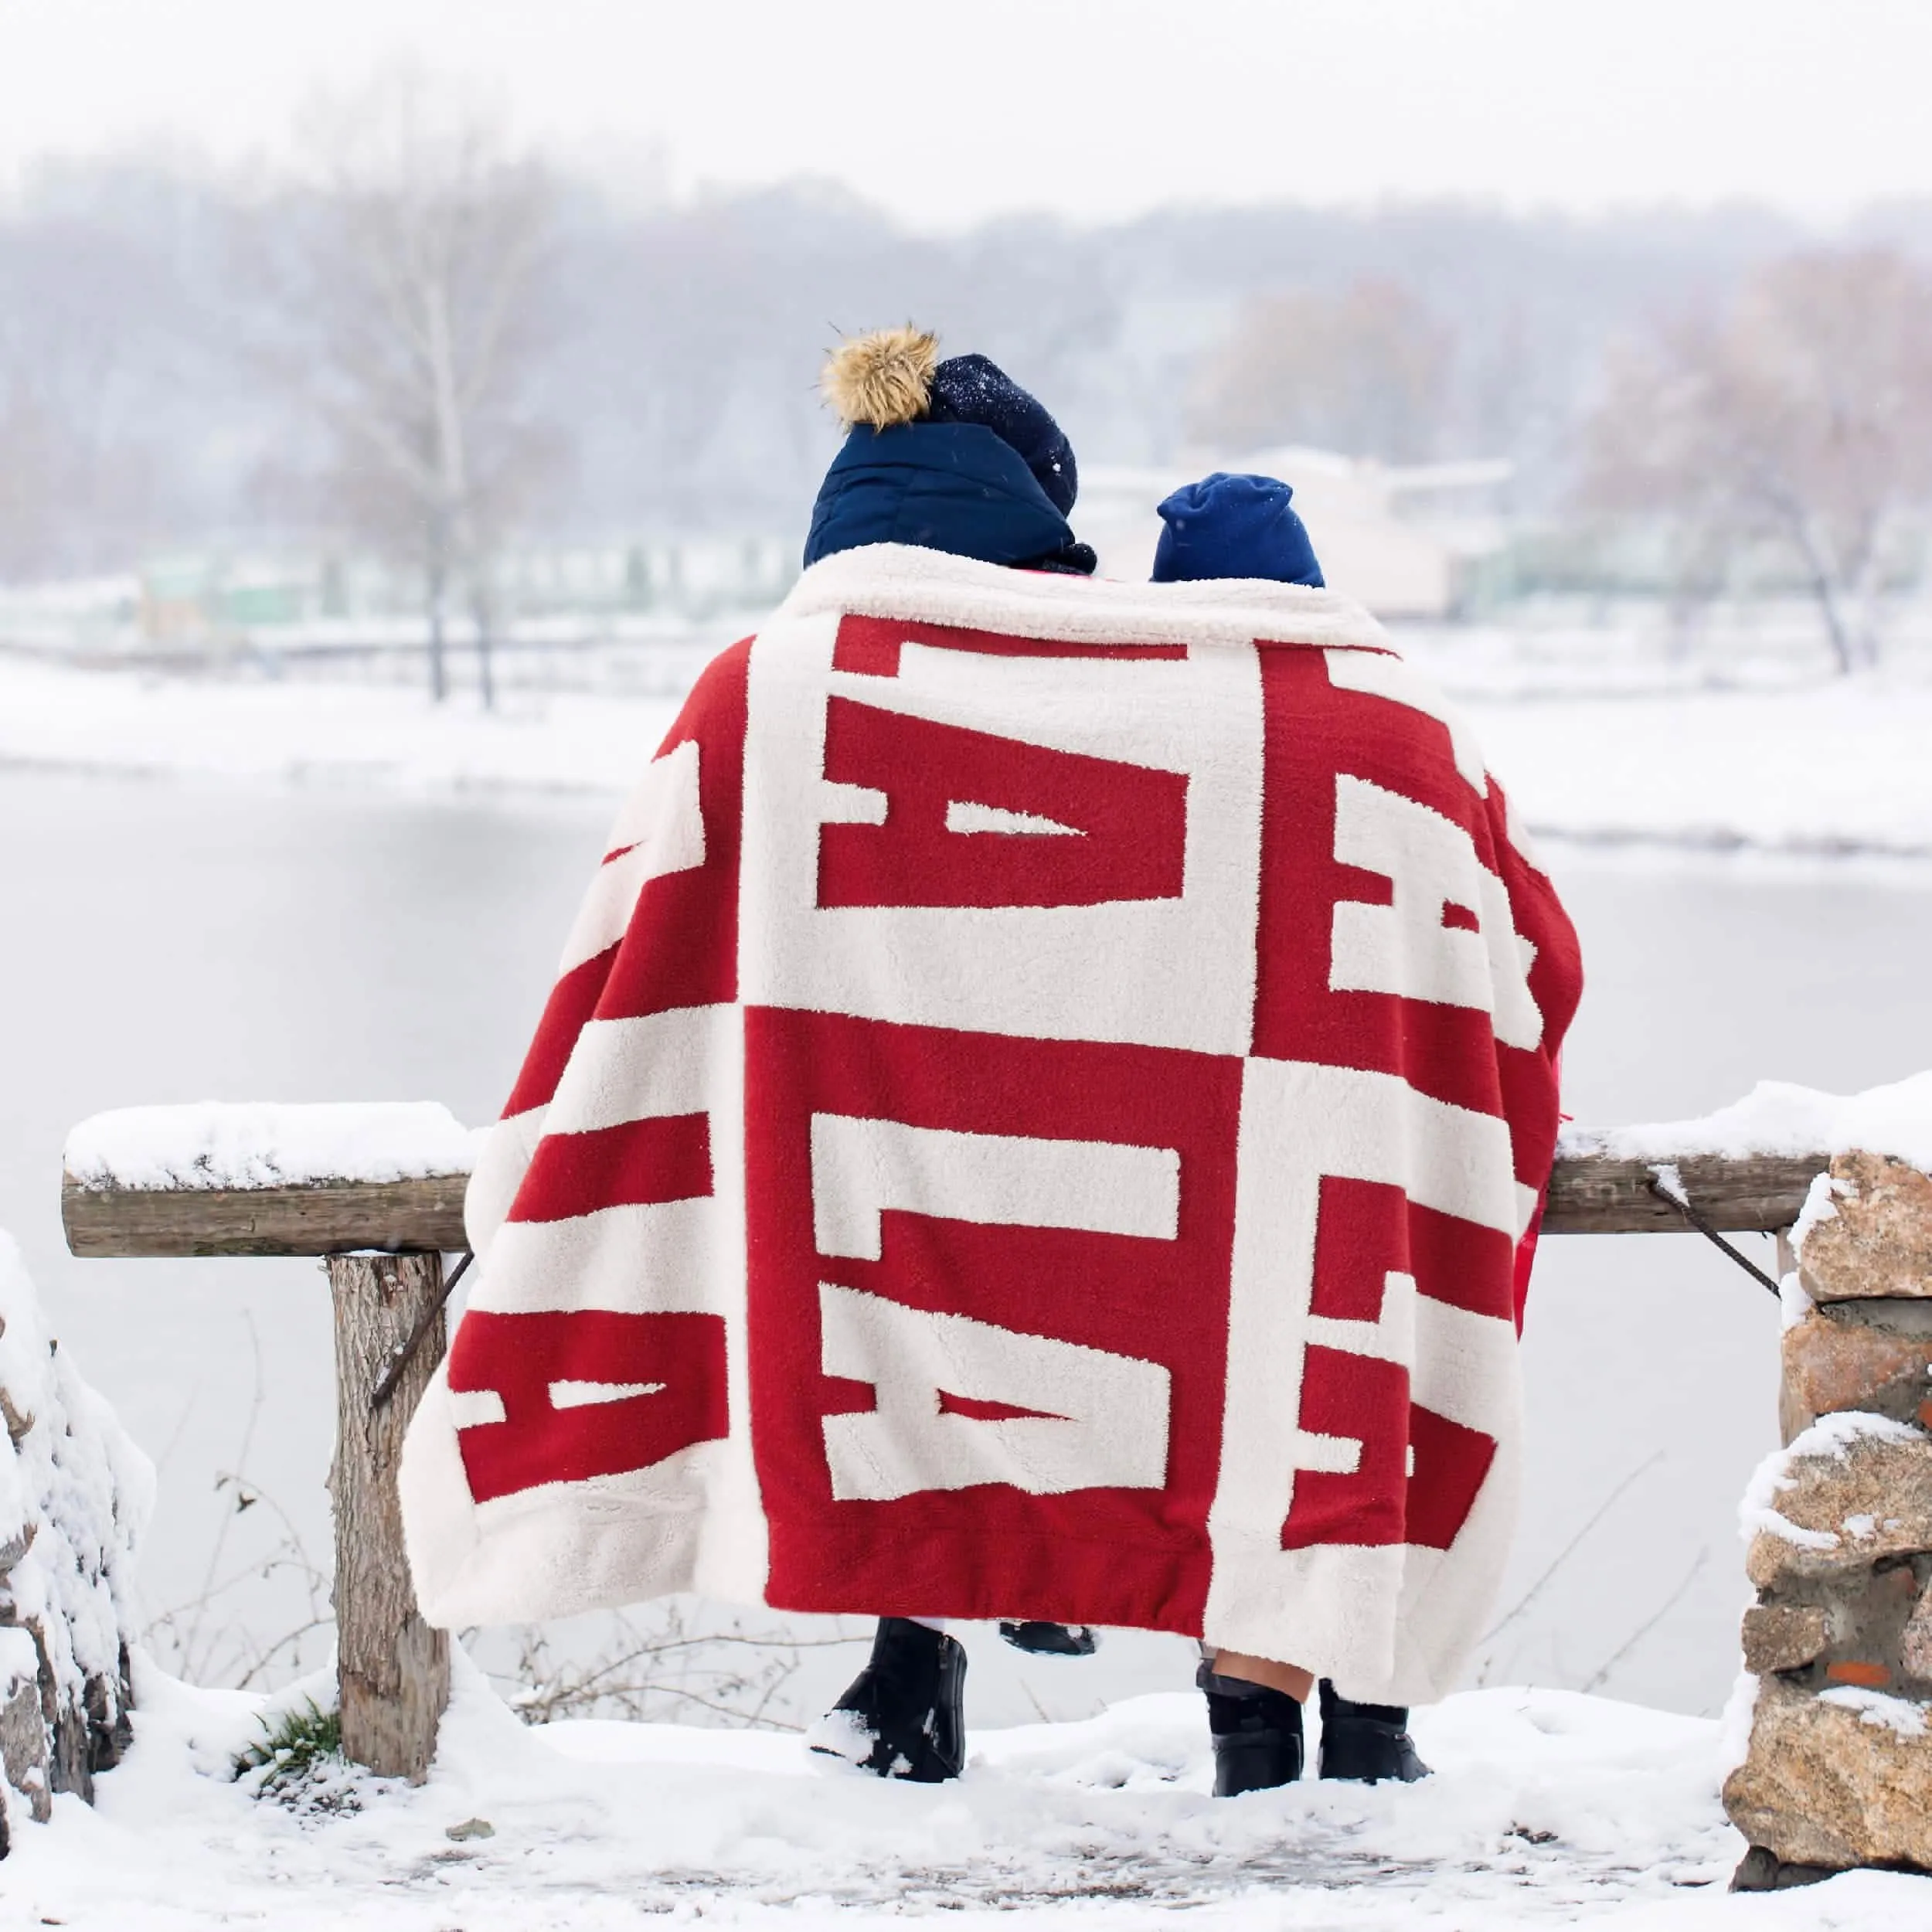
1151 471 1325 588
803 421 1087 573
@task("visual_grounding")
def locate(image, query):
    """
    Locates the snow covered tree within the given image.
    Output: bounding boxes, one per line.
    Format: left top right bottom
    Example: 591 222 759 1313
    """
0 1233 147 1849
1583 250 1932 673
274 70 563 702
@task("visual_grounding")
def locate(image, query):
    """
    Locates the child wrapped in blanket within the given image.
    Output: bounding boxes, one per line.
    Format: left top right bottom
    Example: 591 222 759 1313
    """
1142 471 1427 1795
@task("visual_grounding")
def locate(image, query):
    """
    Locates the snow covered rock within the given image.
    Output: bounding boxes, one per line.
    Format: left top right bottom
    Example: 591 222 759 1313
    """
1743 1416 1932 1590
1781 1304 1932 1444
0 1230 151 1857
1725 1153 1932 1883
1739 1604 1829 1675
1796 1151 1932 1304
1726 1675 1932 1872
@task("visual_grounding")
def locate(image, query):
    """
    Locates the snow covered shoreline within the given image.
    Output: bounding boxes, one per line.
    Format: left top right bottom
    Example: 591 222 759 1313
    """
5 648 1932 864
1467 679 1932 863
0 655 687 801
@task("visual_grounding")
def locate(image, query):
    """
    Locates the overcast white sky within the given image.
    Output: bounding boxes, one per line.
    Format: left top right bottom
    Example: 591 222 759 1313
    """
4 0 1930 227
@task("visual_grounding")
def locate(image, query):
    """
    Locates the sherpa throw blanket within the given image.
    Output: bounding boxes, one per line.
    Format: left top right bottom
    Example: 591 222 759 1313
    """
400 544 1583 1703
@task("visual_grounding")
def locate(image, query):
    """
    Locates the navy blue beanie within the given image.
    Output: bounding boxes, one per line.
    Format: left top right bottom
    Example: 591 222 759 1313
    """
1151 472 1325 588
925 353 1079 515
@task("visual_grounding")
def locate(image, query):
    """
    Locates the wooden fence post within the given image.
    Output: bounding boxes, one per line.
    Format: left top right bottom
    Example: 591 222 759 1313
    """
325 1251 450 1781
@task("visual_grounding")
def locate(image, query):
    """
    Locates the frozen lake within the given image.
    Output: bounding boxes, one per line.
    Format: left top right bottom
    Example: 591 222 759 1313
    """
4 766 1932 1722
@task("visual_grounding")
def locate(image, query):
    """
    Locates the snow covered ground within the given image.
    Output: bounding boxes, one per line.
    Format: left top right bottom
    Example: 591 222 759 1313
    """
5 636 1932 859
11 1651 1914 1930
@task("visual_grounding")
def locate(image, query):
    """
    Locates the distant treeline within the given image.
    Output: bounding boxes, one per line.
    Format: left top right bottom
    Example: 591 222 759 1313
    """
4 154 1930 578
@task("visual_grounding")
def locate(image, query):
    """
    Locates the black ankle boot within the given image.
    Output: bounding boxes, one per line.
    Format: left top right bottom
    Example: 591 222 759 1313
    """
1197 1662 1304 1796
1317 1679 1429 1783
809 1618 967 1782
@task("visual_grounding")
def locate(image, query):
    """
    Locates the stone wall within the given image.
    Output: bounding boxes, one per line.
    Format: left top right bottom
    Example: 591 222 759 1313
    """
1724 1151 1932 1889
0 1232 151 1858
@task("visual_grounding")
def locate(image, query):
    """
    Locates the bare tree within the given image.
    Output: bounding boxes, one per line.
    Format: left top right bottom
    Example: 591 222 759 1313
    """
274 69 564 702
1582 250 1932 673
1188 277 1452 463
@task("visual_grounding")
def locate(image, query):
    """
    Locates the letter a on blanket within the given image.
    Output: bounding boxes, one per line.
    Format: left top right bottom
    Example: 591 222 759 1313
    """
400 544 1583 1704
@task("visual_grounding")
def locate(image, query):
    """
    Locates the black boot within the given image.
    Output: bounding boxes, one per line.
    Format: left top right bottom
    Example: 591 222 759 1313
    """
809 1618 967 1782
1197 1662 1304 1796
998 1621 1098 1657
1317 1679 1429 1783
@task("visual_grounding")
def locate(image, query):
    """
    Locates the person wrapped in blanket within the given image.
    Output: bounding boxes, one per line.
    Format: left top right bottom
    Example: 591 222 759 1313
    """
1137 471 1428 1797
801 331 1423 1796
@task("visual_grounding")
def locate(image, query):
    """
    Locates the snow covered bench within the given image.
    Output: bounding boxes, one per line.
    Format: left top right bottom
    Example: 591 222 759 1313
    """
53 1087 1932 1889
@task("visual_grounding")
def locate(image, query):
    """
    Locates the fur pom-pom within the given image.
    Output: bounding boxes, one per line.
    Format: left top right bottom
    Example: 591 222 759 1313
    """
821 326 938 430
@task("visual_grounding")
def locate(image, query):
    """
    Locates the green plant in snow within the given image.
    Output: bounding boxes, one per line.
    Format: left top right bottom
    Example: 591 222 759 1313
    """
233 1698 361 1815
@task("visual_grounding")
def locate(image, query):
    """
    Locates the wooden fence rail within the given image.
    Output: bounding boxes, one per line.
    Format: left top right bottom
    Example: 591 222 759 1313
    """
61 1148 1828 1258
57 1131 1829 1783
63 1174 470 1258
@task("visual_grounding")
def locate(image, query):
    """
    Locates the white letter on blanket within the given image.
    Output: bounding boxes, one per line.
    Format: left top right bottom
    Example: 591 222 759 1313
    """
1328 775 1541 1050
818 1285 1170 1500
809 1115 1179 1263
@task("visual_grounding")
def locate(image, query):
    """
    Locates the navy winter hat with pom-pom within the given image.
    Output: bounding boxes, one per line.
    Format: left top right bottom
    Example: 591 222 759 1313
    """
807 328 1090 573
926 353 1079 515
1151 472 1325 587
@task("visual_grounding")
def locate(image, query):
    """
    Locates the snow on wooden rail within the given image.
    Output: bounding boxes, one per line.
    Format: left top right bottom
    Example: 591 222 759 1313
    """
59 1153 1835 1253
58 1103 1840 1257
61 1101 474 1257
1542 1152 1826 1235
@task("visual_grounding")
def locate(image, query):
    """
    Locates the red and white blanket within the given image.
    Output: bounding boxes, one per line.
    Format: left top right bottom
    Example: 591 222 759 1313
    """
400 545 1582 1703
